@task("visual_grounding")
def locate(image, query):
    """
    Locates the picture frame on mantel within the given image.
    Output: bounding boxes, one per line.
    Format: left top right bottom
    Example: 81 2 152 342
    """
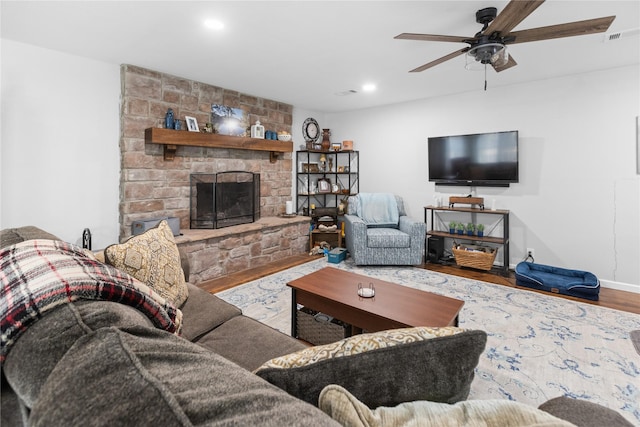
185 116 199 132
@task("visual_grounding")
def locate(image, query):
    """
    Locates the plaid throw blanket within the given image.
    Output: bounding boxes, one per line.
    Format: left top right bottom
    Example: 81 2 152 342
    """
1 239 182 362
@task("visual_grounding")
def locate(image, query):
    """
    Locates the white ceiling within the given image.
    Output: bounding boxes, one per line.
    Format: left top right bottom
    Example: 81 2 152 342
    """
2 1 638 113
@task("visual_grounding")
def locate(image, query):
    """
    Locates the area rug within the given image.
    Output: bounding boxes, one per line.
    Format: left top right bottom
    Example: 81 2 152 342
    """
216 258 640 425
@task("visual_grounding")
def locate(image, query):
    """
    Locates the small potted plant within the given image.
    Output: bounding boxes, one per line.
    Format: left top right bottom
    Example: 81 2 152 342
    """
456 222 465 235
449 221 457 234
466 223 475 236
476 223 485 237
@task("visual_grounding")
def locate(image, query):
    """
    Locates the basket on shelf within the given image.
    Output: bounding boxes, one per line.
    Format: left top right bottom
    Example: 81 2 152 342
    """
452 244 497 271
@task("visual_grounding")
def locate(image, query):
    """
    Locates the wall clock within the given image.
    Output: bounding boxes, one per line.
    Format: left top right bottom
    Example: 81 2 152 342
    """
302 117 320 143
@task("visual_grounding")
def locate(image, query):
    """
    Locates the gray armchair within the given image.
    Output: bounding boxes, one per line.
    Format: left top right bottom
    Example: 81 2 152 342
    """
343 194 425 265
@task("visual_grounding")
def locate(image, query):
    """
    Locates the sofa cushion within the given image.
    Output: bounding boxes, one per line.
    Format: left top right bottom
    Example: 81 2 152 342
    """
179 283 242 341
255 327 486 408
366 228 410 248
538 397 633 427
105 220 188 307
319 384 574 427
3 301 155 408
29 326 339 427
194 315 307 371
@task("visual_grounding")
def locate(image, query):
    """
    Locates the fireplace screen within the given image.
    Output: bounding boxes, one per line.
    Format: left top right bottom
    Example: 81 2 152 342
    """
190 172 260 229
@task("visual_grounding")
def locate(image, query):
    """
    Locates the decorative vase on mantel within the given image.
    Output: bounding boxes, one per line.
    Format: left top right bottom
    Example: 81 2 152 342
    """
321 128 331 151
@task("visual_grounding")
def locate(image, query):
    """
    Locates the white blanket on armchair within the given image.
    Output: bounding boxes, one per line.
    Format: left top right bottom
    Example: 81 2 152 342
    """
356 193 399 227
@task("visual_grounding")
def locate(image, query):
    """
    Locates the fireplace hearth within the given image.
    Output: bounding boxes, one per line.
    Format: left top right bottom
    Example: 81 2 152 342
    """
190 172 260 229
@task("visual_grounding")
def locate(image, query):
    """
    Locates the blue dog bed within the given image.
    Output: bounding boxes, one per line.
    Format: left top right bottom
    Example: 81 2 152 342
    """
515 262 600 301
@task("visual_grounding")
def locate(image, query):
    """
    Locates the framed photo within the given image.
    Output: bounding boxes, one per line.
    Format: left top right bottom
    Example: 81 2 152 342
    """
185 116 199 132
210 104 249 136
301 162 320 173
317 178 331 193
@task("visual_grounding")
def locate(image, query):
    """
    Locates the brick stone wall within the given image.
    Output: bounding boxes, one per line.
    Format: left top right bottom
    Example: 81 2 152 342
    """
119 65 308 284
120 64 294 237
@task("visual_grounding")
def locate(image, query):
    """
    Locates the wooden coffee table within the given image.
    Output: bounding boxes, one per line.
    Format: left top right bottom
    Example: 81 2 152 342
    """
287 267 464 338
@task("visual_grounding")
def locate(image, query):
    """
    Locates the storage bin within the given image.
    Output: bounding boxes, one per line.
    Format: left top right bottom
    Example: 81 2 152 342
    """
452 245 497 271
328 247 347 264
296 307 350 345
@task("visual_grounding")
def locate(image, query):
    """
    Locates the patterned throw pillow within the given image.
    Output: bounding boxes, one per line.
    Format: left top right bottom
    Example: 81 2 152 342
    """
105 220 188 307
319 385 575 427
255 326 487 408
258 326 464 370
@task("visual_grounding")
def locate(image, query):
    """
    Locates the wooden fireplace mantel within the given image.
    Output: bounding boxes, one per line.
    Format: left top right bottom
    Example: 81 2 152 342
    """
144 128 293 162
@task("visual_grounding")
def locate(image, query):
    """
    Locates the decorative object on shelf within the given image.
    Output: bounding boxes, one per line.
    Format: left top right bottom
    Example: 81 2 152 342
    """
328 157 333 172
302 117 320 148
319 154 327 171
277 131 292 141
164 108 175 129
301 162 320 173
449 196 485 209
251 120 265 139
331 183 340 193
211 104 248 136
456 223 465 235
342 140 353 150
321 128 331 151
477 223 485 237
449 222 457 234
332 143 342 151
317 178 331 193
185 116 199 132
466 223 475 236
285 201 294 215
202 122 213 133
173 119 182 130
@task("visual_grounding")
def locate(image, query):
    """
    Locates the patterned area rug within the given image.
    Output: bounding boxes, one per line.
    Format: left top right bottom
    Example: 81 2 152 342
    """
216 259 640 424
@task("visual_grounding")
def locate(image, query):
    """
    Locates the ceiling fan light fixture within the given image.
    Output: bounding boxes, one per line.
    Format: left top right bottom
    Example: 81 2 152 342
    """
465 43 507 71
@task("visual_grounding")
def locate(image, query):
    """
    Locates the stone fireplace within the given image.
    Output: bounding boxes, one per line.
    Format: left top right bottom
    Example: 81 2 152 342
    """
190 172 260 229
119 65 310 285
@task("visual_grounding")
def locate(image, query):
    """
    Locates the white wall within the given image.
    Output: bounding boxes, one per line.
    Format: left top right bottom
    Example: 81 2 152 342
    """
1 39 120 249
326 65 640 292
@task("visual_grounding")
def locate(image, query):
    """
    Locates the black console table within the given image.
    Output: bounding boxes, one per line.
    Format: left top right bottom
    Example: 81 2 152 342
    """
424 205 510 276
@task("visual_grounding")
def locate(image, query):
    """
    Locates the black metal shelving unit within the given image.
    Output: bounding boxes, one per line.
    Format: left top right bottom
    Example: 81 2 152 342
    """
424 205 510 276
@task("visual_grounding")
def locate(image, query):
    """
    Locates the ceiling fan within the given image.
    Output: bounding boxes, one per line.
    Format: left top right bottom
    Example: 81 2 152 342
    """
395 0 615 74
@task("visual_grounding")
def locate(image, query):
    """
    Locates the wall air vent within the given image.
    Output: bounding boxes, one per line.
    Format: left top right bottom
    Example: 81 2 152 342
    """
603 28 640 43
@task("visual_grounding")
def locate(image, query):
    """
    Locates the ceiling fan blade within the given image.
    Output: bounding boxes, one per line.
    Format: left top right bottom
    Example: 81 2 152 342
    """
394 33 471 43
409 48 468 73
507 16 615 44
493 54 518 72
484 0 545 35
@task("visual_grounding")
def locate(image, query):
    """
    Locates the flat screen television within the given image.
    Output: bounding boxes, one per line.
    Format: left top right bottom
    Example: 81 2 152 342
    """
428 130 519 187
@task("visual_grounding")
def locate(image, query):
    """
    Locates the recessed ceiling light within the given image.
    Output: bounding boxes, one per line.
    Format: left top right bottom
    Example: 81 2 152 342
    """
204 19 225 31
362 83 376 92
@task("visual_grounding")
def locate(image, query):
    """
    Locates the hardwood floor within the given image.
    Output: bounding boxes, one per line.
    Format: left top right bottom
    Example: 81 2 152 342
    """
199 256 640 315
